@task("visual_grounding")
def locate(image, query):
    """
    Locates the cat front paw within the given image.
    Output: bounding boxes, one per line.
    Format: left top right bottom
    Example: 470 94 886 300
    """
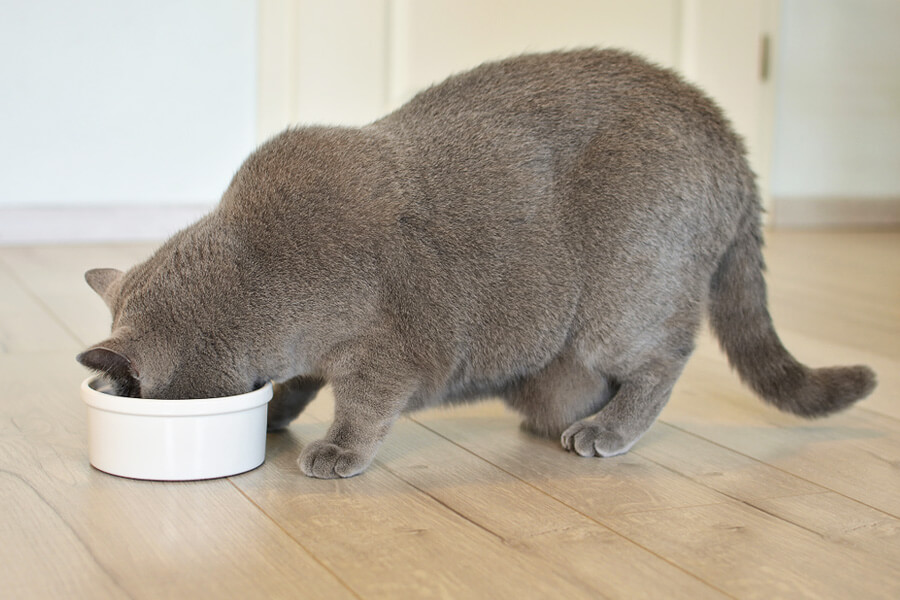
298 439 373 479
560 421 635 457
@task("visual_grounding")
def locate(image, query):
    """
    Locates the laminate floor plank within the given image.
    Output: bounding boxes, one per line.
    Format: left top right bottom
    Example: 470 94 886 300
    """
0 261 81 353
413 400 899 598
0 244 157 347
0 353 354 600
235 408 604 600
666 351 900 516
600 501 899 599
290 390 727 599
763 230 900 359
1 229 896 599
752 491 900 562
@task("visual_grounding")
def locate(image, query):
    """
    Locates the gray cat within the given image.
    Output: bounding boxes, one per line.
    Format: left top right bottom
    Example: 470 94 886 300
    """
77 49 876 479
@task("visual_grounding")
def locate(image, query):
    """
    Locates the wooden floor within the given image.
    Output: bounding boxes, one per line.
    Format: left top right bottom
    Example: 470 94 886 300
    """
1 229 898 599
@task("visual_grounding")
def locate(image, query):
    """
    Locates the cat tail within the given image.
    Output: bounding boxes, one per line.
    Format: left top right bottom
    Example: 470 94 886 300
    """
707 214 876 417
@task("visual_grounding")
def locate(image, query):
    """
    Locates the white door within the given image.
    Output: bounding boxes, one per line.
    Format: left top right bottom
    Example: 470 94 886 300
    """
258 0 776 205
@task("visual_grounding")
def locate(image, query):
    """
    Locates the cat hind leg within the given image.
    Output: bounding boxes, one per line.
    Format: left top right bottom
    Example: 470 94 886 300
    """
506 353 612 439
267 376 325 431
560 359 685 457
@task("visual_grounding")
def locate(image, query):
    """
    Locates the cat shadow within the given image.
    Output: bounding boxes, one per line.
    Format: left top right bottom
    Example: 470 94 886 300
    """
255 403 887 496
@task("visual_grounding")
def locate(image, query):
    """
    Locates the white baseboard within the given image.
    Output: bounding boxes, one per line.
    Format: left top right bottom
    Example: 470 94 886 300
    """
3 198 897 245
0 205 215 245
773 196 900 228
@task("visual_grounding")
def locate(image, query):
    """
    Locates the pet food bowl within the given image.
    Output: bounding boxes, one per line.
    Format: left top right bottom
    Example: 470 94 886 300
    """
81 377 273 481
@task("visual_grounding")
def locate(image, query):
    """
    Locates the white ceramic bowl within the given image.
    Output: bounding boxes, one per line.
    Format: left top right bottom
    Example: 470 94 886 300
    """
81 376 273 481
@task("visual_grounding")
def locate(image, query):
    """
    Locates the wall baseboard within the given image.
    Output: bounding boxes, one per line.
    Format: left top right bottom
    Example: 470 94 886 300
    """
0 205 214 245
773 196 900 228
2 198 897 245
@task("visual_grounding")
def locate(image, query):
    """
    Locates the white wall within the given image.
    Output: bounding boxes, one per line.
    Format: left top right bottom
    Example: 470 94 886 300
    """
0 0 257 208
772 0 900 200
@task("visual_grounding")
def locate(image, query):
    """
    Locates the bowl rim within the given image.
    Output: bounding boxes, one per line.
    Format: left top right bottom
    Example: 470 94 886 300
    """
81 376 273 417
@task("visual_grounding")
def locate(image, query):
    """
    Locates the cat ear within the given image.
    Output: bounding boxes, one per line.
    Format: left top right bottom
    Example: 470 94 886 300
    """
76 343 139 379
84 268 123 307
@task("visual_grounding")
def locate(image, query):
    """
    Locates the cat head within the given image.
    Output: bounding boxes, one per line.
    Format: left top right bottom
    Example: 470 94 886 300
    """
76 250 263 399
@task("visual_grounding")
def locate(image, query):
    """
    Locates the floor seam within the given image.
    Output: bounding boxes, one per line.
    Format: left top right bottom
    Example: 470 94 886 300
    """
659 420 900 519
226 479 365 600
0 254 88 347
408 416 737 599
